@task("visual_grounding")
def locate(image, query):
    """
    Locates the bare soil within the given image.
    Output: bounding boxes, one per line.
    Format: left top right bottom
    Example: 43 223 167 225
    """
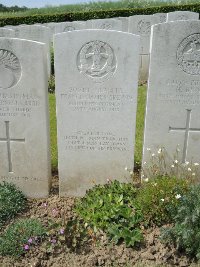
0 176 198 267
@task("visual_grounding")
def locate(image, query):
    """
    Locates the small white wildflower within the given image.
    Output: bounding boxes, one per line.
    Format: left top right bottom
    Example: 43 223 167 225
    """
130 171 133 175
175 194 181 199
194 163 199 166
125 166 128 171
153 183 157 187
158 148 162 154
171 164 175 168
144 178 149 182
141 174 145 178
185 161 189 165
174 160 178 164
188 168 192 172
152 153 155 157
143 162 147 165
147 148 151 151
192 173 196 176
161 198 165 202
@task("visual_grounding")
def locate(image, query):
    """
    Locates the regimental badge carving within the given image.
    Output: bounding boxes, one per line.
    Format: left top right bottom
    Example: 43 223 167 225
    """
99 22 112 30
0 50 21 89
177 34 200 75
64 26 76 32
137 20 151 34
77 40 116 82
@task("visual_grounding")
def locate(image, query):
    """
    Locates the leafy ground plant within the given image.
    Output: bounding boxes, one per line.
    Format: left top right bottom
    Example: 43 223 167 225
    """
0 218 46 257
74 180 143 247
160 184 200 259
0 182 27 228
135 175 190 226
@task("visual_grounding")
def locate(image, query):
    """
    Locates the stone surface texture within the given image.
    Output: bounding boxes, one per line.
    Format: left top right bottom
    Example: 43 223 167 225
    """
0 28 15 37
13 25 51 76
87 18 123 31
167 11 199 22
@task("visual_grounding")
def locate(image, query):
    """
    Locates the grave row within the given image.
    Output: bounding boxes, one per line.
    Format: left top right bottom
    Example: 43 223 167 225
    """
0 16 200 198
2 10 199 82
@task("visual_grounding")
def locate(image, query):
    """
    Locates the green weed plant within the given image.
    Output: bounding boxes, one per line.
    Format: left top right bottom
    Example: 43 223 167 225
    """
0 182 27 228
74 180 143 247
161 184 200 259
135 176 190 226
0 218 45 257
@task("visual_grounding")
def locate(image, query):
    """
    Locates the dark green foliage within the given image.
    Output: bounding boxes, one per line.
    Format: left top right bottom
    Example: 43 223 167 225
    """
0 218 45 257
48 75 55 93
160 185 200 259
65 217 92 252
0 182 27 228
75 180 143 247
0 4 27 13
0 3 199 27
50 46 54 75
135 176 190 226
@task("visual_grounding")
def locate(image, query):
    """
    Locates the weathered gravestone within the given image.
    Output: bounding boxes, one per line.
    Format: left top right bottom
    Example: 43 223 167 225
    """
153 13 167 23
87 18 123 31
44 22 57 42
128 15 159 82
54 21 86 34
167 11 199 22
116 17 129 32
54 30 140 196
13 25 51 77
0 28 15 37
0 38 51 197
143 21 200 172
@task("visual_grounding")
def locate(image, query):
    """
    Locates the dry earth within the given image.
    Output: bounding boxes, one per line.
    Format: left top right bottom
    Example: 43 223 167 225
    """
0 176 199 267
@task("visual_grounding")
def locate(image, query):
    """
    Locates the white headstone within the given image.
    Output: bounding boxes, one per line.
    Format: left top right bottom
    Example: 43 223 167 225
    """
153 13 167 23
128 15 159 82
167 11 199 22
54 21 86 34
87 18 123 31
128 15 159 54
0 38 51 198
44 22 57 42
143 21 200 172
13 25 51 77
0 28 15 37
116 17 129 32
54 30 140 196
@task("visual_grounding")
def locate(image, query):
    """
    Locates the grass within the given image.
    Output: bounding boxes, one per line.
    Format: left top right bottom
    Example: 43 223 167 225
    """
49 93 58 172
0 0 198 17
48 85 147 172
135 85 147 167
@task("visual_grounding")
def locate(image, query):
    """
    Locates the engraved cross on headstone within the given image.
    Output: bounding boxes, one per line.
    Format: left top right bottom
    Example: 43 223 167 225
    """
86 42 109 72
169 109 200 163
0 121 25 172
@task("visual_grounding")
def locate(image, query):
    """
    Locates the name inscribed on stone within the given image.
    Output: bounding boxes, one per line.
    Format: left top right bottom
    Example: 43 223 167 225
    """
60 87 133 112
